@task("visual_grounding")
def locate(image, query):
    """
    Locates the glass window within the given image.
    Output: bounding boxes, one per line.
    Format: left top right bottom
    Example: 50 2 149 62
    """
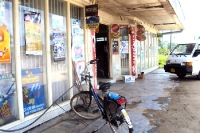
120 25 129 75
70 4 84 95
0 0 18 126
49 0 69 103
19 0 47 116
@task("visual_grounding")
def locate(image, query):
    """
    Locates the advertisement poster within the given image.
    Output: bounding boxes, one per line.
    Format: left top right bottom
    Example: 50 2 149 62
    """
0 26 11 63
91 30 97 91
0 1 5 25
0 74 16 124
71 19 85 61
130 25 136 76
24 12 42 55
120 41 129 54
52 33 65 62
51 14 64 30
113 41 119 55
75 60 85 82
21 68 46 116
72 43 84 61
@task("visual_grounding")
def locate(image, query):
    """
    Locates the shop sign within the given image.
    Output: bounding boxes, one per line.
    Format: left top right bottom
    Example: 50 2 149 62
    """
86 16 99 30
21 68 46 116
136 24 146 41
91 30 97 90
110 32 120 39
85 4 98 17
111 24 119 33
130 26 136 76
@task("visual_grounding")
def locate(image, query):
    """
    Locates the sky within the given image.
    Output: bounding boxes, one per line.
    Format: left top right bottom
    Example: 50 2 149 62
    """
162 0 200 43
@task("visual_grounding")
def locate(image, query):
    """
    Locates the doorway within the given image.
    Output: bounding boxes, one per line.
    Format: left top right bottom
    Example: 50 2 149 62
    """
95 24 109 78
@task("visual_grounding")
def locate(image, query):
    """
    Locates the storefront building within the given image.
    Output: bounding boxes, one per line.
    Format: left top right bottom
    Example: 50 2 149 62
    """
0 0 183 132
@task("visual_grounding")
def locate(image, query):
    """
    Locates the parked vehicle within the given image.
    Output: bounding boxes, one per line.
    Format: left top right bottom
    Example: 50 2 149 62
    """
164 43 200 79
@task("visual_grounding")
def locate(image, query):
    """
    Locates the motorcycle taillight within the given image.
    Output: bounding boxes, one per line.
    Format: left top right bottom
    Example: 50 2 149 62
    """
117 97 126 105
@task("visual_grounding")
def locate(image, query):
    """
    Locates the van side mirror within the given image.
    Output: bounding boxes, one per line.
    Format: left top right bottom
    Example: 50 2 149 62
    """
193 50 200 57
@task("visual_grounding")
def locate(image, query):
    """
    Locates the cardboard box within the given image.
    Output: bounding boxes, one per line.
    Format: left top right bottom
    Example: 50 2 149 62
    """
122 75 135 83
138 74 145 79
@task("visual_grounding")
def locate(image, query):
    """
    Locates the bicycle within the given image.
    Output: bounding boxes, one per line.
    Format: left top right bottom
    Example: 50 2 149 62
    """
70 59 133 133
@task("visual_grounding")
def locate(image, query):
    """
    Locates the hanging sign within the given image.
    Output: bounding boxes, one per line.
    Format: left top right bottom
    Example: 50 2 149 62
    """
130 26 136 76
86 16 99 30
110 32 120 39
85 4 98 17
111 24 119 33
136 24 146 41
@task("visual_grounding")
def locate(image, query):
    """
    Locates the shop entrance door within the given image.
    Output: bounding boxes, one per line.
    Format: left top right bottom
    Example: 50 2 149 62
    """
95 24 109 78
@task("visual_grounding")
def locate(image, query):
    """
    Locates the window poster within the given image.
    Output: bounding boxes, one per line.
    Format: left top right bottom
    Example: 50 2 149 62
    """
75 60 85 82
72 42 84 61
51 14 64 30
0 1 11 63
21 68 46 116
52 33 65 62
24 12 42 55
113 41 119 55
120 41 129 54
0 26 11 63
71 19 85 61
0 74 16 125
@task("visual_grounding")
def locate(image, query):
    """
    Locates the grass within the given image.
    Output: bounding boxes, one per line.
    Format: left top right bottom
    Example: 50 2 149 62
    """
159 55 168 68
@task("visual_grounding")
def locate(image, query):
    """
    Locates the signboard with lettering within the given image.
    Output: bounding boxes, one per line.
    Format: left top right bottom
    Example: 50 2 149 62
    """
21 68 46 116
130 26 136 76
85 4 98 17
86 16 99 30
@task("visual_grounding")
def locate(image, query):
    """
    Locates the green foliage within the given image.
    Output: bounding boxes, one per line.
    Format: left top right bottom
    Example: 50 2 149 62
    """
159 55 168 68
157 37 170 68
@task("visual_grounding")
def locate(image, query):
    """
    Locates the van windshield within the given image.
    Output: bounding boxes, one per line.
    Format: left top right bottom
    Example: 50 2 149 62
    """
170 43 195 55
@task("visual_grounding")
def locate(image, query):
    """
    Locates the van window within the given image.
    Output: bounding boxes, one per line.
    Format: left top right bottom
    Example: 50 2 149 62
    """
196 44 200 50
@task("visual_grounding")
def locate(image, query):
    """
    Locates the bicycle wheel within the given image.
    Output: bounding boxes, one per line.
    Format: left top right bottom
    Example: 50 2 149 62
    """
70 91 103 120
105 100 132 133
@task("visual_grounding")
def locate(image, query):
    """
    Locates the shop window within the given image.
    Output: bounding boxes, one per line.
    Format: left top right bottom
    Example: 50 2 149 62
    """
70 4 84 95
0 0 18 126
120 25 129 75
49 0 69 103
19 0 47 116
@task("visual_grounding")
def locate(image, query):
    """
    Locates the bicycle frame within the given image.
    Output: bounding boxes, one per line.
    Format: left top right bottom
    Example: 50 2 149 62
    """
86 73 105 117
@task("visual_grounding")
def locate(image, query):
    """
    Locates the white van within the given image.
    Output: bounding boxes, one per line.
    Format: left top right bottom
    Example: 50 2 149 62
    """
164 43 200 79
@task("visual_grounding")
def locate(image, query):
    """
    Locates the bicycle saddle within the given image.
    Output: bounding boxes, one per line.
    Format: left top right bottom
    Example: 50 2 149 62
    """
98 82 111 91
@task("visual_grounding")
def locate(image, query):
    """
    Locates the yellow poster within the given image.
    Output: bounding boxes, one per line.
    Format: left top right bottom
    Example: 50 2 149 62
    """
0 26 11 63
24 12 42 55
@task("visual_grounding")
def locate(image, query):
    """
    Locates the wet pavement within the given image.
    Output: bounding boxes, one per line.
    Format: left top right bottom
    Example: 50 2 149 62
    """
25 68 178 133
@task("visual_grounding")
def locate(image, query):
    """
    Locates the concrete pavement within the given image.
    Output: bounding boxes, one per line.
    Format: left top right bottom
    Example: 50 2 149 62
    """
25 68 178 133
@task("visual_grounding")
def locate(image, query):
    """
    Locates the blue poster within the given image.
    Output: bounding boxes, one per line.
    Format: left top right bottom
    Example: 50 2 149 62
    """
21 68 46 116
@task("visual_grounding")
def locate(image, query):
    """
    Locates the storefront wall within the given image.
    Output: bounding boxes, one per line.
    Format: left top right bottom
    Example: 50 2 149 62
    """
0 0 158 132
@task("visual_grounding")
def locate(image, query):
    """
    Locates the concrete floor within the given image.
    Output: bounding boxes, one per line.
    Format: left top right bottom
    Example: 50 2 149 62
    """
25 68 178 133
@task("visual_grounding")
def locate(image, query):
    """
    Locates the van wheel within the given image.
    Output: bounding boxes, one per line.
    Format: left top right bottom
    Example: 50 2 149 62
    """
196 71 200 80
177 73 186 78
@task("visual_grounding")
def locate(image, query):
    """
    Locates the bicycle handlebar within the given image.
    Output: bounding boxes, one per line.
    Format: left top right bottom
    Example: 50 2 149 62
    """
90 58 99 64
